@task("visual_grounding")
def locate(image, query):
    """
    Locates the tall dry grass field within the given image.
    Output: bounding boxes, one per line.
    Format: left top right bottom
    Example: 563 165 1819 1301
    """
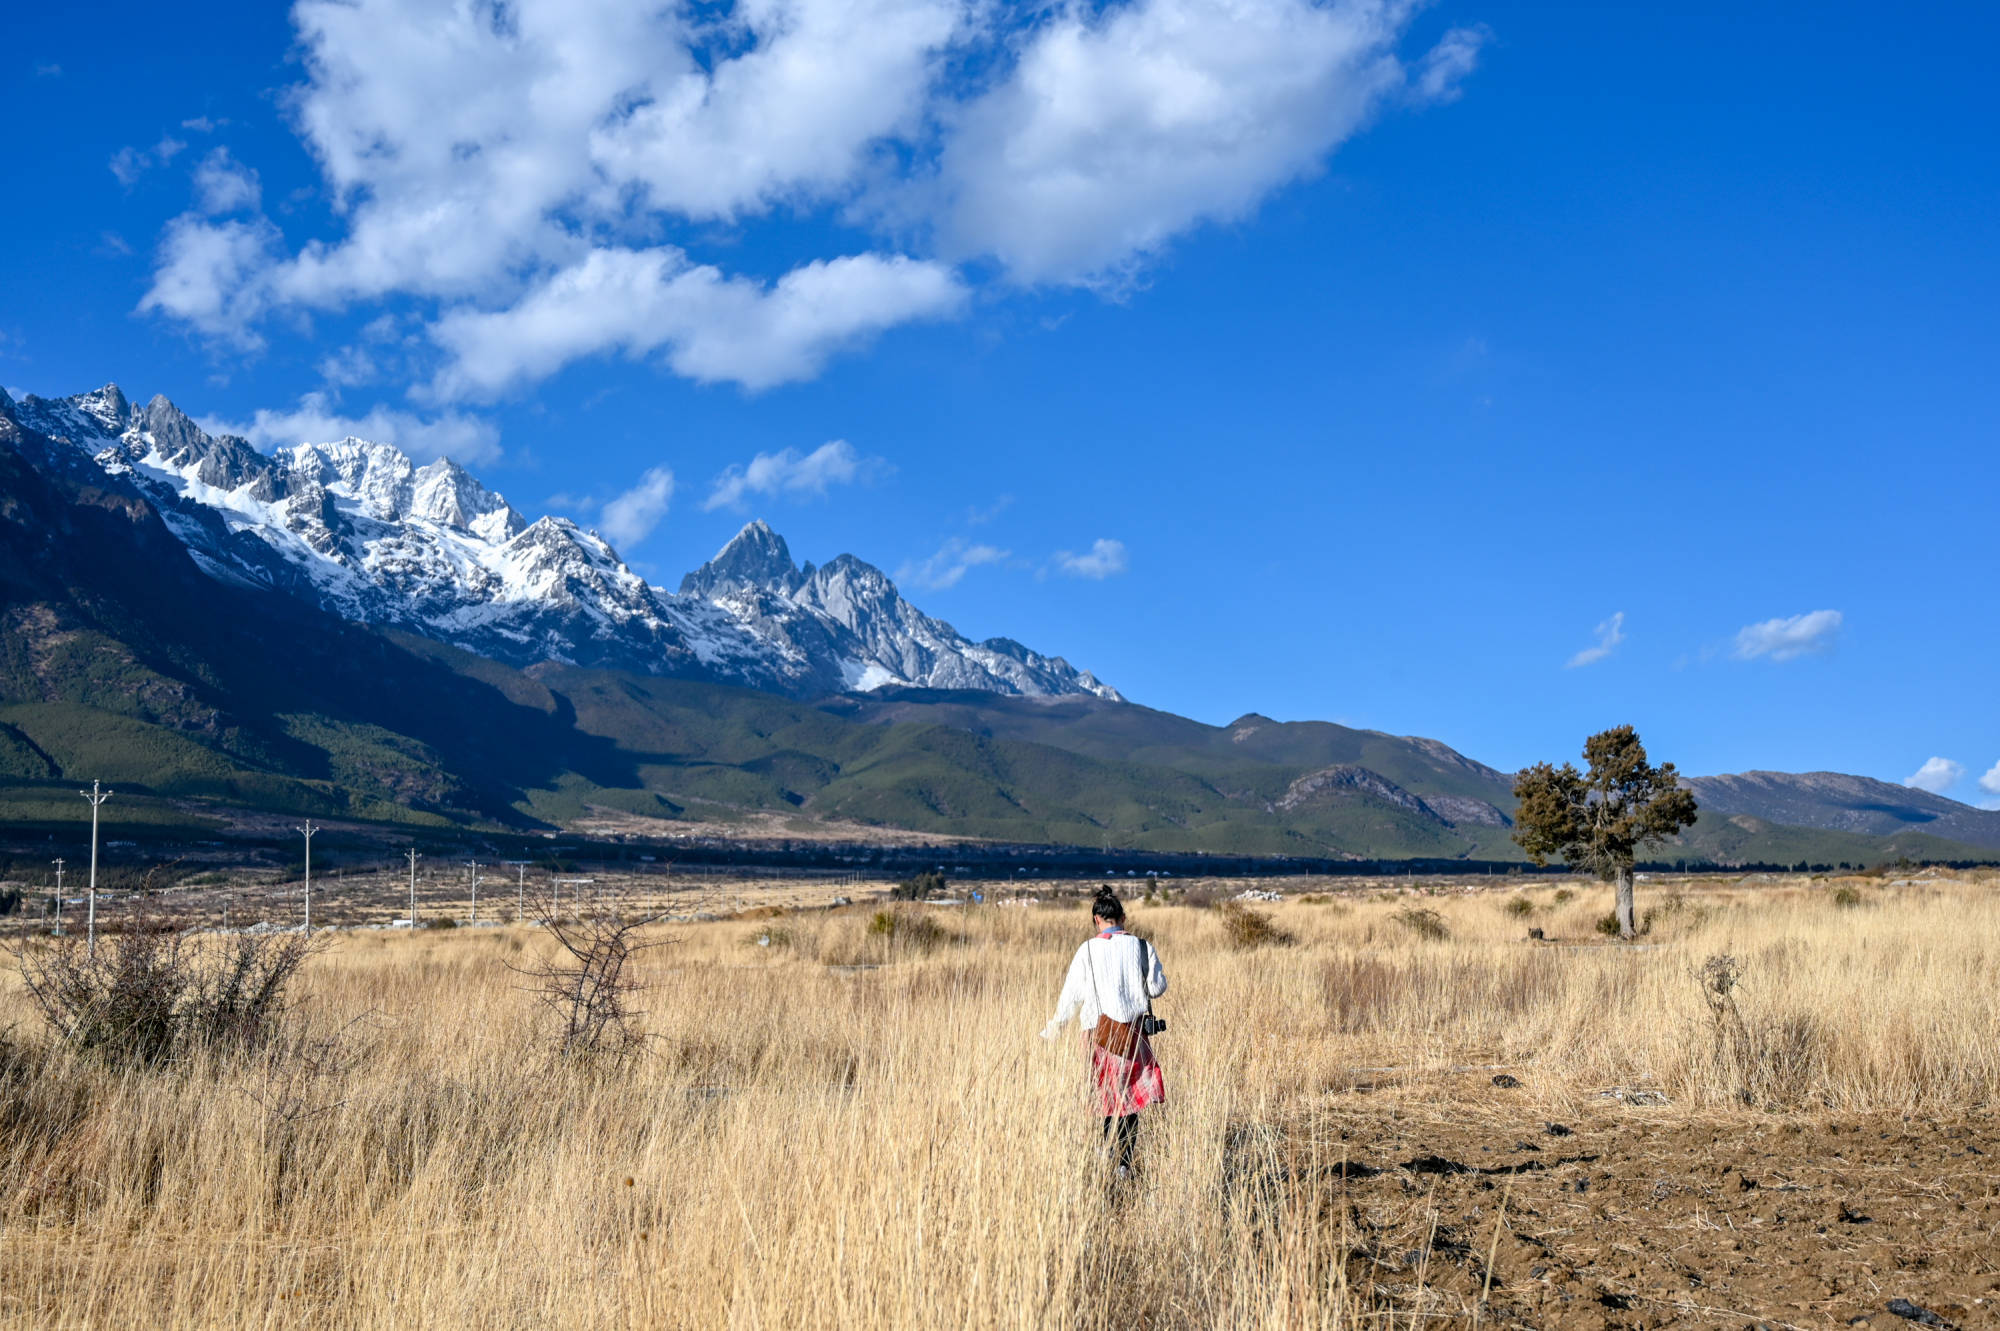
1 875 1995 1328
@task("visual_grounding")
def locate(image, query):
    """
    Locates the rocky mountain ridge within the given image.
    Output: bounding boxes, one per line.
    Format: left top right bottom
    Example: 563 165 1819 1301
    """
3 384 1119 702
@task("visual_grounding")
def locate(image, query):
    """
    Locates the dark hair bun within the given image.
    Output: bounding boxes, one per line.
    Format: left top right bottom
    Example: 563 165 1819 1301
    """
1091 887 1125 923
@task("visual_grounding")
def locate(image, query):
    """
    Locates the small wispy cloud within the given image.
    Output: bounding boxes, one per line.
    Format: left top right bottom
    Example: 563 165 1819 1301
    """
703 440 882 512
599 467 676 549
1905 757 1965 796
897 538 1009 591
192 147 261 215
1734 609 1842 662
1565 611 1625 669
1976 761 2000 809
180 117 227 133
1051 538 1128 580
109 134 188 187
35 62 62 78
1412 25 1489 104
965 494 1014 527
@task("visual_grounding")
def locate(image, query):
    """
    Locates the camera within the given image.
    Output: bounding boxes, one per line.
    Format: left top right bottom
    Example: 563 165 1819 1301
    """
1141 1015 1166 1036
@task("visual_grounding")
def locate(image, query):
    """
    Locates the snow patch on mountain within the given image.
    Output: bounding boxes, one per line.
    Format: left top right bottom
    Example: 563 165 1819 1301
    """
4 385 1121 703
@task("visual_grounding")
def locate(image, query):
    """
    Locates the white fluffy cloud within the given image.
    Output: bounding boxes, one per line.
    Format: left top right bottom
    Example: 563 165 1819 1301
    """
897 538 1010 591
1734 609 1842 662
192 148 261 215
932 0 1482 283
137 0 1478 392
1052 538 1129 580
139 214 283 347
704 440 878 512
1978 761 2000 799
598 467 677 549
1905 757 1965 795
425 248 965 399
201 392 500 464
1565 611 1625 669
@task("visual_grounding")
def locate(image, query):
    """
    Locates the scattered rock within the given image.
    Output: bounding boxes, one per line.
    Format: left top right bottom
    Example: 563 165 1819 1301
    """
1527 927 1546 940
1886 1299 1957 1328
1545 1122 1573 1137
1402 1155 1472 1176
1599 1086 1670 1106
1491 1073 1521 1088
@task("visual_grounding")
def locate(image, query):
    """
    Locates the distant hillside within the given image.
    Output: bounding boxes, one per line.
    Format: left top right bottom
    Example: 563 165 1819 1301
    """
1688 772 2000 852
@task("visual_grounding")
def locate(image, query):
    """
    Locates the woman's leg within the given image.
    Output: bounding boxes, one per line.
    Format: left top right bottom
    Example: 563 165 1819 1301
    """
1113 1113 1139 1170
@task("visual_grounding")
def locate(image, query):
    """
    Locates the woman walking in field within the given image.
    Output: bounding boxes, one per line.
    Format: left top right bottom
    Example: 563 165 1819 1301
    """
1041 888 1167 1176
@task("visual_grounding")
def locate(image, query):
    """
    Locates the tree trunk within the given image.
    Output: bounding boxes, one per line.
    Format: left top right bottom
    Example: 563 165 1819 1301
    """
1615 865 1637 939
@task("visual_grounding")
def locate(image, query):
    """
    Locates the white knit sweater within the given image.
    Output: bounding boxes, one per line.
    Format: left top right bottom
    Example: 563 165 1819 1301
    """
1041 931 1168 1038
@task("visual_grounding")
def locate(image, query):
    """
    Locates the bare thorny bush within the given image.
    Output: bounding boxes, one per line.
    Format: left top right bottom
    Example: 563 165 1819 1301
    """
1695 952 1830 1109
515 888 672 1060
14 904 326 1066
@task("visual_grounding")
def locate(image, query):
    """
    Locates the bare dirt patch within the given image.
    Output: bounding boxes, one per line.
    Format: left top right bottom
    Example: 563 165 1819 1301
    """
1262 1090 2000 1328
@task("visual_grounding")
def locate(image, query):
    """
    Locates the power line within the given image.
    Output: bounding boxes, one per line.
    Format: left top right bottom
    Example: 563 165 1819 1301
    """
406 848 421 930
297 820 319 932
504 860 530 922
80 780 112 958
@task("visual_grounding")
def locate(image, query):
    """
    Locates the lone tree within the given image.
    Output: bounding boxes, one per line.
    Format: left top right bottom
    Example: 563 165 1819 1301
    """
1512 725 1698 939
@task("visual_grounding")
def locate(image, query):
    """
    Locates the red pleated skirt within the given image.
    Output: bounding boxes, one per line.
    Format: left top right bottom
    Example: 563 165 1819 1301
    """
1088 1032 1166 1116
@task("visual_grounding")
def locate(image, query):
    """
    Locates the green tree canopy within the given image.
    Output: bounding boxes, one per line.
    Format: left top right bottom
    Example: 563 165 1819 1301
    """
1512 725 1699 937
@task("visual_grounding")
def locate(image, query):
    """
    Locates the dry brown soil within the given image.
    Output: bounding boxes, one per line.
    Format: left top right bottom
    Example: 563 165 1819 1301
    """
1246 1081 2000 1329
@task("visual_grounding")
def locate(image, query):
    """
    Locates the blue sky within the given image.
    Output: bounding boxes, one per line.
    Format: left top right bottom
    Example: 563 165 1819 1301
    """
3 1 1995 801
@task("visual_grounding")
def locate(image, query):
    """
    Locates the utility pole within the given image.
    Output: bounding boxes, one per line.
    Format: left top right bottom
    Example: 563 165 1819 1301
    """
406 848 421 929
505 860 529 922
80 780 112 958
465 860 480 924
51 857 64 927
554 877 594 922
297 820 319 931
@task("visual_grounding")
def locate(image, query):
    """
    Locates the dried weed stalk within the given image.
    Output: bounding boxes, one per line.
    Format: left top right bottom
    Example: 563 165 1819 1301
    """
517 889 671 1059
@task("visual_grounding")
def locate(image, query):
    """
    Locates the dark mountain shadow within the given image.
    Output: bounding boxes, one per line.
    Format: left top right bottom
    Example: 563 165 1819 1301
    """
0 415 639 822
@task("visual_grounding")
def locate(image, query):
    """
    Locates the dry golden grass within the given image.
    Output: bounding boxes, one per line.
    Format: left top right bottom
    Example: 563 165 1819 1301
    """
1 875 1995 1328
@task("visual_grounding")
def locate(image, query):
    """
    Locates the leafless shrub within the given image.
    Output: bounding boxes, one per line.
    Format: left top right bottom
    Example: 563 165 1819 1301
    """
1391 906 1449 942
1502 896 1535 917
1220 902 1293 950
517 889 670 1060
1697 954 1753 1104
15 906 322 1065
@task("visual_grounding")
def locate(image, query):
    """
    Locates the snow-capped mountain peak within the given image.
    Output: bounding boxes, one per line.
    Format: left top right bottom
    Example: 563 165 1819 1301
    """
675 525 1124 701
680 519 806 598
3 383 1121 703
411 456 525 541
